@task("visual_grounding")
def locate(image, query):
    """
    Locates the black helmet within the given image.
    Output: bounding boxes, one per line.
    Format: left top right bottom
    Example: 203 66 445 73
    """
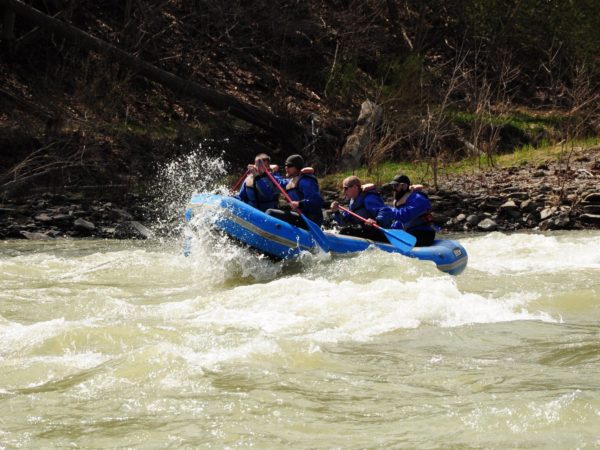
391 174 410 186
284 154 304 169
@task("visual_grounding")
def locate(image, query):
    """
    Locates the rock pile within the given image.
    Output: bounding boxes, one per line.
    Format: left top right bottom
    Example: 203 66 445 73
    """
0 193 155 240
323 148 600 234
430 151 600 233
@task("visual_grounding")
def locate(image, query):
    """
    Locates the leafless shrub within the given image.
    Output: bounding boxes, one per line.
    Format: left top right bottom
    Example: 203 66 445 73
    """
0 139 92 199
463 49 520 168
555 64 600 201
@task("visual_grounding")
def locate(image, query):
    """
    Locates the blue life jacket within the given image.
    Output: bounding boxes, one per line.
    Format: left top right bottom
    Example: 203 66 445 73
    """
348 187 393 228
391 191 436 232
240 174 279 212
285 171 324 225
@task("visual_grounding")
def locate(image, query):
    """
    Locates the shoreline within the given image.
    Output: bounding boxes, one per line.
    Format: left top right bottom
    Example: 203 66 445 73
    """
2 149 600 240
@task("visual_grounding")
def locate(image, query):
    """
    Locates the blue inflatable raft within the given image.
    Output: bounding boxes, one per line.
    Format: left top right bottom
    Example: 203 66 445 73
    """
186 193 468 275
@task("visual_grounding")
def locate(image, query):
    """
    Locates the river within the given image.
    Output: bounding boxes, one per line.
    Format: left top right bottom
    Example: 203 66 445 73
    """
1 230 600 448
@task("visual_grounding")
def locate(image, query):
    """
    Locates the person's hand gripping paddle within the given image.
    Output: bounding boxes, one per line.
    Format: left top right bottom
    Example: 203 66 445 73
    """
261 161 330 253
337 204 416 251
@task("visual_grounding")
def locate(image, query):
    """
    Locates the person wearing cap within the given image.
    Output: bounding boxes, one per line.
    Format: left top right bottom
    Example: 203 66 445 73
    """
266 154 324 227
235 153 281 212
330 175 394 241
387 174 436 246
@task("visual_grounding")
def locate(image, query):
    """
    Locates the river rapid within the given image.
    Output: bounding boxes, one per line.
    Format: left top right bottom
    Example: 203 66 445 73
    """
1 230 600 448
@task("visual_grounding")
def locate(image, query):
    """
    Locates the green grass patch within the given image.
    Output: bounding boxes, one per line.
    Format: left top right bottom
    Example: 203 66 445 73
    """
451 109 566 134
321 137 600 190
320 161 432 191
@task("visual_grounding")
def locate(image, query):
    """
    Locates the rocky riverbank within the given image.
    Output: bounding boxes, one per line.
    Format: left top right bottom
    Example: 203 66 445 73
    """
431 148 600 233
323 146 600 234
0 194 156 240
2 147 600 240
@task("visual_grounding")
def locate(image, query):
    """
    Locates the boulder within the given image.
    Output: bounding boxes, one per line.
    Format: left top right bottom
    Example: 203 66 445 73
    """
507 192 530 200
34 213 53 222
338 100 383 171
115 221 154 239
500 200 521 218
74 218 96 233
539 207 557 221
520 199 538 213
466 214 480 226
20 231 51 240
477 218 498 231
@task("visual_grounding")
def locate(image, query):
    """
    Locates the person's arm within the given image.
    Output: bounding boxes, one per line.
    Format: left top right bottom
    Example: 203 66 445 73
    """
235 181 249 202
392 193 430 227
330 201 350 224
298 178 324 210
364 195 393 227
375 206 394 228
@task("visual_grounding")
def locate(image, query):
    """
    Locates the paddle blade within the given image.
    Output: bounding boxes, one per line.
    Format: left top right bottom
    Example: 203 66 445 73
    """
303 216 330 253
382 228 416 252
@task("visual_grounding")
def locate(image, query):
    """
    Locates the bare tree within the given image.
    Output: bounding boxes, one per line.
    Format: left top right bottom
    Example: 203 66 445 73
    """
555 64 600 201
464 49 519 168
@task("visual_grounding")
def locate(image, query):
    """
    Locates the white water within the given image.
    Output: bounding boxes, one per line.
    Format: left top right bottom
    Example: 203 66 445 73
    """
1 231 600 448
1 152 600 447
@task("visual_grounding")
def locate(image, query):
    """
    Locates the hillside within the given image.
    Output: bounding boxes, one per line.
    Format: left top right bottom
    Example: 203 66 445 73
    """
1 0 599 204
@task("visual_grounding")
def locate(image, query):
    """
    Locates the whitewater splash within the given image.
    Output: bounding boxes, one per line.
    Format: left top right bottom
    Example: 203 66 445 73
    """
148 144 231 238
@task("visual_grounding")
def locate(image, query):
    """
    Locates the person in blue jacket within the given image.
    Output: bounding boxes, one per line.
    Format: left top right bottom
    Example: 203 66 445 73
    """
266 154 324 227
330 175 393 241
387 174 436 247
236 153 280 212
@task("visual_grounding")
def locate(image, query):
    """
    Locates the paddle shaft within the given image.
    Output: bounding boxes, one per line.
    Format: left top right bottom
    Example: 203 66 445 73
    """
230 169 249 194
337 204 416 250
337 204 382 229
260 163 330 252
261 164 303 215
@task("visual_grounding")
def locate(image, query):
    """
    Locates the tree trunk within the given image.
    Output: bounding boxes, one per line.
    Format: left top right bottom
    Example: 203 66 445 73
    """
0 0 305 148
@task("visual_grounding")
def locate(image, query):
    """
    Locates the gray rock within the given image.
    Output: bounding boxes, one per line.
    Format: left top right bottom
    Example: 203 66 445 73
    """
455 213 466 223
51 214 72 223
20 231 51 240
466 214 480 226
74 218 95 232
108 208 134 221
550 215 571 229
115 221 154 239
520 199 538 213
500 200 518 210
477 218 498 231
508 192 530 200
101 227 116 236
540 207 557 221
34 213 53 222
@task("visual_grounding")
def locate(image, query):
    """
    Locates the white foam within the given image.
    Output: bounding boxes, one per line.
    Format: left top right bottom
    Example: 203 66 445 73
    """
465 231 600 274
